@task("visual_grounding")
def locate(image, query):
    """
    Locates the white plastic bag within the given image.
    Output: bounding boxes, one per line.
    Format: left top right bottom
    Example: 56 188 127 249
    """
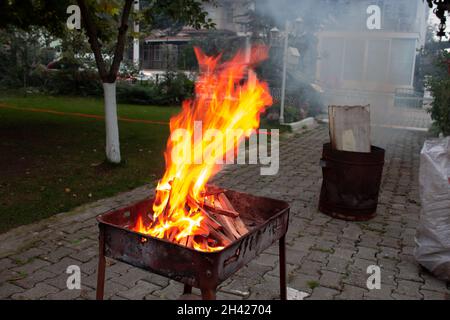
414 137 450 280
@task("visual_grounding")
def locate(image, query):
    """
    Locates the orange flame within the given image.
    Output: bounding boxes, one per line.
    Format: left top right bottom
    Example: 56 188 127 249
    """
133 46 273 252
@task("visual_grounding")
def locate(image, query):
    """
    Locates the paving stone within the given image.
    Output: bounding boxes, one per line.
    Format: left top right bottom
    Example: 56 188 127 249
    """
0 126 441 300
325 256 350 274
248 275 283 300
42 257 81 275
11 283 59 300
0 282 24 299
82 281 128 300
83 269 119 289
112 269 155 288
9 248 47 264
216 291 244 300
41 247 76 263
297 260 323 277
116 280 160 300
13 269 56 289
289 272 320 294
420 289 449 300
285 248 308 265
235 262 272 281
46 289 82 300
266 262 298 278
12 258 51 275
377 257 399 272
107 261 133 275
80 259 99 275
420 273 450 293
70 247 97 263
254 253 279 268
394 279 423 298
319 270 343 290
391 293 420 300
141 271 171 288
396 261 423 283
363 284 395 300
307 250 329 263
331 248 354 260
336 285 368 300
307 286 339 300
153 281 184 300
355 247 378 262
0 258 16 270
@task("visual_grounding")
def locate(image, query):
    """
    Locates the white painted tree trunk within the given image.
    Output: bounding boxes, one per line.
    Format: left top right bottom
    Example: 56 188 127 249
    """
103 82 121 163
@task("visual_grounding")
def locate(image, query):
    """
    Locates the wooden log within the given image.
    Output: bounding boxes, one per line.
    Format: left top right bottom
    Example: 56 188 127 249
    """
208 227 232 246
168 229 177 242
203 203 239 218
217 193 248 236
234 218 248 236
201 186 225 197
211 212 240 240
179 237 188 247
198 206 222 230
217 193 240 217
186 236 193 249
328 105 371 153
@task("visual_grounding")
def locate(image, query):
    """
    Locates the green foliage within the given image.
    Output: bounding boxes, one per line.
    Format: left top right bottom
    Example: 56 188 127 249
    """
0 27 56 88
38 69 103 96
117 72 194 105
426 66 450 136
0 0 70 36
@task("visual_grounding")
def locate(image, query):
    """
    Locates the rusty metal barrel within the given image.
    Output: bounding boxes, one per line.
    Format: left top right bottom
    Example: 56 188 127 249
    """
319 143 385 221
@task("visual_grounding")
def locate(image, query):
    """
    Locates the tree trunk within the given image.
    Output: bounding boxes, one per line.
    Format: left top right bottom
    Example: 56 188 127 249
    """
103 82 121 163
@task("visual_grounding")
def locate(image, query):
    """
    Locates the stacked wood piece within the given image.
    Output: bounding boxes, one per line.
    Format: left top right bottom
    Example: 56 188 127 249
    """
177 188 249 249
328 105 371 153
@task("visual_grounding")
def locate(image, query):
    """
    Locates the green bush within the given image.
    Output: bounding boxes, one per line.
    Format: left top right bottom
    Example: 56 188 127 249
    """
28 67 102 96
427 77 450 137
425 51 450 137
117 72 194 106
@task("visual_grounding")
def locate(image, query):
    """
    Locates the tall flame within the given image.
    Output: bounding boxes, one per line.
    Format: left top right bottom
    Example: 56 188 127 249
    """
133 46 273 252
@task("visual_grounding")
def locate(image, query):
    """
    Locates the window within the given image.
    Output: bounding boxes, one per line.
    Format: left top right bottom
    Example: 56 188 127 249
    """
343 39 365 81
320 37 344 84
366 40 389 82
226 7 233 23
152 44 162 61
389 39 416 85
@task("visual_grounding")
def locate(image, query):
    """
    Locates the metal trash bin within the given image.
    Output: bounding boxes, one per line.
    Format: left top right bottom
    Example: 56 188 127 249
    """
319 143 385 221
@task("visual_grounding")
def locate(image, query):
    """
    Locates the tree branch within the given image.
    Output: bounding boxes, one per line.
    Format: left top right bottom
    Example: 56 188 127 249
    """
76 0 108 81
108 0 134 83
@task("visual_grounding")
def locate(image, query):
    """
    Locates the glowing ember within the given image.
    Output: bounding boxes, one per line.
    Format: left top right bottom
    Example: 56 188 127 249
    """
133 46 273 252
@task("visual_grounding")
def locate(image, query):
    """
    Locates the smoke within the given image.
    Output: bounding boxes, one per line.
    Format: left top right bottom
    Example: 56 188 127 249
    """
249 0 431 132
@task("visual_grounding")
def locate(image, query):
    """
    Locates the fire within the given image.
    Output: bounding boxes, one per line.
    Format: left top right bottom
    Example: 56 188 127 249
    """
133 46 273 252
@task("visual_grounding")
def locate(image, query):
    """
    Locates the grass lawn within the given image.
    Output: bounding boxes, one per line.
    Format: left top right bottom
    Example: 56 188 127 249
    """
0 92 180 233
0 92 286 233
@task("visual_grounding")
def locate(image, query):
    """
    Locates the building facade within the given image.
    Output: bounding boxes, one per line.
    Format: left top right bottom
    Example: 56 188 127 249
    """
138 0 248 74
316 0 428 95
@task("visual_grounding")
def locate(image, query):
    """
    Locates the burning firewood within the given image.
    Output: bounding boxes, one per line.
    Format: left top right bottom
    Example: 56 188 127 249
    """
131 45 271 252
203 203 239 218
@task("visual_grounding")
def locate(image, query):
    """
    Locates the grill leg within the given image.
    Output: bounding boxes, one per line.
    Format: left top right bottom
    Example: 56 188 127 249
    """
201 288 216 300
96 226 106 300
279 235 287 300
183 284 192 294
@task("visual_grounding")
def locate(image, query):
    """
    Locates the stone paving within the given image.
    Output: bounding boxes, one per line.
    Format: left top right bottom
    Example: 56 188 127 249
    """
1 124 449 300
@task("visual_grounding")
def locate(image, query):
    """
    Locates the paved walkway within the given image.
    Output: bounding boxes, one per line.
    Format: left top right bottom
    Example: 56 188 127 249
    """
1 125 449 300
